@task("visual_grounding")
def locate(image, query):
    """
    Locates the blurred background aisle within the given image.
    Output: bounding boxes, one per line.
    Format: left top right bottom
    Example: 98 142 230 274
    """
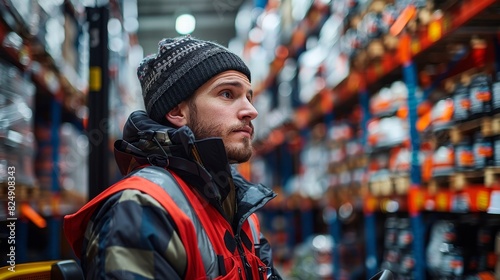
2 0 500 279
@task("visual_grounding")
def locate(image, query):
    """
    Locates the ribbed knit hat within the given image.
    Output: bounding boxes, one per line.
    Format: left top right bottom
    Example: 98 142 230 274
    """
137 35 251 125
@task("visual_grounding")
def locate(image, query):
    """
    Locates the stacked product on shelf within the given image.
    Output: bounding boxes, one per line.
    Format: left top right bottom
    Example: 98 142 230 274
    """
366 80 413 199
380 216 415 279
0 60 36 196
426 215 500 279
324 121 366 209
35 122 89 208
419 38 500 213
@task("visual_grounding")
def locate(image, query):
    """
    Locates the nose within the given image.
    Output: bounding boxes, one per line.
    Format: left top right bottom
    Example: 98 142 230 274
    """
239 98 258 121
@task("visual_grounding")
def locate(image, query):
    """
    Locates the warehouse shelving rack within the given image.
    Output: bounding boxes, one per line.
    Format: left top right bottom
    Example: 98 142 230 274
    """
251 0 500 279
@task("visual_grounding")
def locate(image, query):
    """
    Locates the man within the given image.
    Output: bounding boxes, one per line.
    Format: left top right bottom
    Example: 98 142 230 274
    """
64 35 282 279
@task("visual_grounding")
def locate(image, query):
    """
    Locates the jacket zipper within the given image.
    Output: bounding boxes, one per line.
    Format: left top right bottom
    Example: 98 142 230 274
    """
258 266 266 280
235 234 253 280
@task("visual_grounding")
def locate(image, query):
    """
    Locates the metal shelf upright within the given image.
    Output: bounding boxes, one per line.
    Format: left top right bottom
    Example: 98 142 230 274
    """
400 34 426 280
359 86 378 279
47 95 63 260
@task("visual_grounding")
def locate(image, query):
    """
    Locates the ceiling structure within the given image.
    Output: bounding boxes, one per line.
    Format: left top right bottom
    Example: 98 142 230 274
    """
136 0 247 56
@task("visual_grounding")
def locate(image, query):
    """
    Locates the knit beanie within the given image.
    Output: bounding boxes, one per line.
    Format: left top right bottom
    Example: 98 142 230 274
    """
137 35 251 125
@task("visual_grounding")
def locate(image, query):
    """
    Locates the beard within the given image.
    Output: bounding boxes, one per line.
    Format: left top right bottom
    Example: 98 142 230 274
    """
187 103 253 163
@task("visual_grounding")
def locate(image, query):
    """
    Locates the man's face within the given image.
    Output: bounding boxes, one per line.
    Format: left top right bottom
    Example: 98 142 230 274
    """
185 70 257 163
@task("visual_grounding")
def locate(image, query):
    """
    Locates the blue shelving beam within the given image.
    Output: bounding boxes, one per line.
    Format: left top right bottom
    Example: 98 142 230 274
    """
327 209 341 280
359 88 378 279
47 97 62 260
403 60 425 280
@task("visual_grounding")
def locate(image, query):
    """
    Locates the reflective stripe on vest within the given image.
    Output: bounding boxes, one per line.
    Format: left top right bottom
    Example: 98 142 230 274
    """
247 213 260 247
248 213 272 278
133 167 219 279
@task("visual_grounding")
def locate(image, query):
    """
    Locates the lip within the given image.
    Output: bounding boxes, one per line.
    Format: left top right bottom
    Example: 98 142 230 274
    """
234 126 253 138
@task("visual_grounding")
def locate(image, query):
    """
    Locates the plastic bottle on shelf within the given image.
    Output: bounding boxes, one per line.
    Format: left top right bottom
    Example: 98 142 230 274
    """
384 217 399 248
452 82 470 123
475 225 496 272
492 72 500 115
397 218 413 251
381 216 403 277
454 136 474 171
493 135 500 167
472 131 493 170
398 252 416 279
469 73 492 120
439 221 465 279
427 220 462 279
440 245 465 279
432 144 455 176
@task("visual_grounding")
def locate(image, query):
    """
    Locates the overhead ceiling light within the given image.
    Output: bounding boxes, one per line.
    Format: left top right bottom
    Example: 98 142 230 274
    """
175 14 196 35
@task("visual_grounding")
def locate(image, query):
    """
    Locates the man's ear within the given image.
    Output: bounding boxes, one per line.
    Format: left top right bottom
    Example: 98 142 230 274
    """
165 104 188 127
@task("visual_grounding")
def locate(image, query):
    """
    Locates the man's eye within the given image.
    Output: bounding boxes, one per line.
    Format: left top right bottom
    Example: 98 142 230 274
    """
221 91 232 98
